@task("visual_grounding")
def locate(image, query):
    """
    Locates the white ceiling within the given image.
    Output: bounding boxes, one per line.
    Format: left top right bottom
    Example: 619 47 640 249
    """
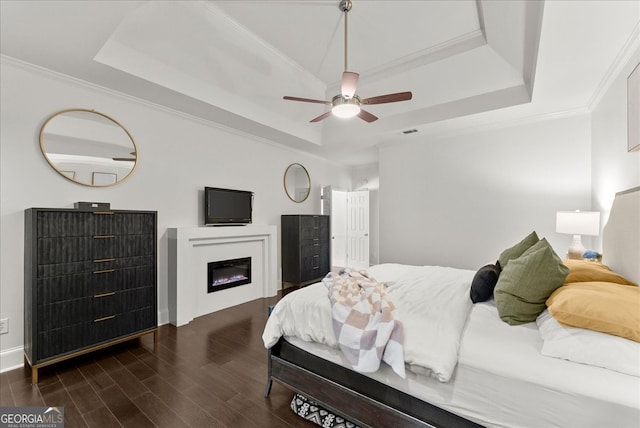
1 1 639 165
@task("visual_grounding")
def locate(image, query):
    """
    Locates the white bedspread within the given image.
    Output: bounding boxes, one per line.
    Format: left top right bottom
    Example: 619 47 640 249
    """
262 263 475 382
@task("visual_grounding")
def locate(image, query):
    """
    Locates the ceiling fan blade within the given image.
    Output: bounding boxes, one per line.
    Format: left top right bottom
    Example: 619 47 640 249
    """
341 71 359 98
283 96 330 104
361 91 413 105
112 157 136 162
357 109 378 123
310 111 333 123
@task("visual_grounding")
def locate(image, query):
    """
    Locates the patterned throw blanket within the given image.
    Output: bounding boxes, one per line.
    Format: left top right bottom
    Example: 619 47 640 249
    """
323 269 406 378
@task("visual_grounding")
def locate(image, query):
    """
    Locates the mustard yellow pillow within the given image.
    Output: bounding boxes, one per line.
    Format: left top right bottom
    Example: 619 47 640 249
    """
547 282 640 342
563 259 637 286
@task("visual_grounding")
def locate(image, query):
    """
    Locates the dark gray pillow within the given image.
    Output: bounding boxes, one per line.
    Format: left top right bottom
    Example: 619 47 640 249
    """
470 263 502 303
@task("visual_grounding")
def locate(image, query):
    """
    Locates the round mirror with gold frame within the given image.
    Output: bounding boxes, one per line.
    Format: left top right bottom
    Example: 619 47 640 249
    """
284 163 311 203
39 109 138 187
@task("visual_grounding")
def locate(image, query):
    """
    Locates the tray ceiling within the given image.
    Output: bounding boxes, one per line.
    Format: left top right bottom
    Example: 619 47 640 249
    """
1 1 639 165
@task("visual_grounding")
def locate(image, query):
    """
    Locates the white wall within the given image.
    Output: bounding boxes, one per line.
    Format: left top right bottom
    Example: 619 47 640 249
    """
379 114 593 270
591 48 640 251
0 59 351 370
350 164 380 265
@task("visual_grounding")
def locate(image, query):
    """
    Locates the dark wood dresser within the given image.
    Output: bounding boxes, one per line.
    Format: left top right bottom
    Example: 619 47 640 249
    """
281 214 330 286
24 208 158 383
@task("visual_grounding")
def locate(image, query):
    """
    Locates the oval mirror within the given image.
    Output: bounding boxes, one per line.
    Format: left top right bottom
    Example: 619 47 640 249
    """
39 109 138 187
284 163 311 203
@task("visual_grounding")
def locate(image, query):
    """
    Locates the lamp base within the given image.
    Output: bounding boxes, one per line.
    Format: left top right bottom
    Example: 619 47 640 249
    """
566 235 585 259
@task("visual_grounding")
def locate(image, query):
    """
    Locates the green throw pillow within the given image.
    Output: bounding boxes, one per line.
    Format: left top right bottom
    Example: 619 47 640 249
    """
494 238 569 325
497 231 539 268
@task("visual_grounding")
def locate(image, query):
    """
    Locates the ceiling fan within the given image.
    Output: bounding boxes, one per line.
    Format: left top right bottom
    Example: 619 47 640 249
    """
283 0 412 123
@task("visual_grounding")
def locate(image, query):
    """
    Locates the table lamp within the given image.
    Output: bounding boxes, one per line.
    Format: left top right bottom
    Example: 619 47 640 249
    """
556 211 600 259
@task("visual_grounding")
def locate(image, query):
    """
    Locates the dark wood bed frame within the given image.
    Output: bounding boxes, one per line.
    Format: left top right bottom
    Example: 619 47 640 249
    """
265 338 483 428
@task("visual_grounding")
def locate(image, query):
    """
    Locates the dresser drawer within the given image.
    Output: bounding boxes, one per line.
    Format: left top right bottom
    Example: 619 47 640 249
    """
90 234 155 259
37 286 155 329
37 211 156 238
37 255 154 277
36 306 156 361
298 216 324 228
37 234 155 264
37 211 93 237
37 265 156 304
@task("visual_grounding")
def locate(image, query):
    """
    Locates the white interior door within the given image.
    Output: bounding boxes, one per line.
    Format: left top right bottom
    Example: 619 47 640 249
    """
322 186 348 268
322 187 370 270
347 190 370 269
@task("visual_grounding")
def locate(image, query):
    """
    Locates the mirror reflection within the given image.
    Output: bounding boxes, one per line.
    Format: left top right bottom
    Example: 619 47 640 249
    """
284 163 311 203
40 109 138 187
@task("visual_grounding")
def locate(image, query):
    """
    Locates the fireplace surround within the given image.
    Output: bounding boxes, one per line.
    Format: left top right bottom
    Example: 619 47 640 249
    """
168 225 277 326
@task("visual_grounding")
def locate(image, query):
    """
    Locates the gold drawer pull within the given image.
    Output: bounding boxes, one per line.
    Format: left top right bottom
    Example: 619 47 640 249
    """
94 315 115 323
92 211 115 215
93 258 115 263
93 269 115 274
94 292 115 298
93 235 115 239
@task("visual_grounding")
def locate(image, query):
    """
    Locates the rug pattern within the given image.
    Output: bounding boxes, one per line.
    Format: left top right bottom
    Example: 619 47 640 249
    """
290 393 362 428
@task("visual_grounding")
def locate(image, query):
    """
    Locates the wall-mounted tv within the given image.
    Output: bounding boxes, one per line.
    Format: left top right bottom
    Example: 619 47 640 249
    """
204 187 253 226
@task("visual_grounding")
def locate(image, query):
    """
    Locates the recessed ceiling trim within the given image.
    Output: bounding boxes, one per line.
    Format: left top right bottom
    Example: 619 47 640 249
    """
521 0 545 98
203 2 326 91
328 28 487 90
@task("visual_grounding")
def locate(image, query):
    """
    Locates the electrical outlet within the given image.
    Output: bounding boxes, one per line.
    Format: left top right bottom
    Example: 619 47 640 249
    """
0 318 8 335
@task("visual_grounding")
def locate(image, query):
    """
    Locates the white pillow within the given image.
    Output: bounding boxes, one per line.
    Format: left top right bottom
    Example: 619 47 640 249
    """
536 310 639 377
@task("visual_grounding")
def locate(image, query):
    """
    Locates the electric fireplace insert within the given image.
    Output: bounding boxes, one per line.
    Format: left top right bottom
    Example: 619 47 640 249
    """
207 257 251 293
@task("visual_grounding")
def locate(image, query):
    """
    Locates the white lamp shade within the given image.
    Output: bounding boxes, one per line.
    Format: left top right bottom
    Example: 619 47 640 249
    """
556 211 600 236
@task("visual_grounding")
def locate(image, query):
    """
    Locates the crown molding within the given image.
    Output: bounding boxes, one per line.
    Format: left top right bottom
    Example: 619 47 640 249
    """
378 106 590 149
588 21 640 110
1 55 346 167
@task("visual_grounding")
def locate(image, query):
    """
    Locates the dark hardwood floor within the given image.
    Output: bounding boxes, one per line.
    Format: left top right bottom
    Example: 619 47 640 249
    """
0 292 316 427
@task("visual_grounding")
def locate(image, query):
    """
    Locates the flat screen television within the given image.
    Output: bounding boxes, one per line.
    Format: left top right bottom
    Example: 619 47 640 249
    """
204 187 253 225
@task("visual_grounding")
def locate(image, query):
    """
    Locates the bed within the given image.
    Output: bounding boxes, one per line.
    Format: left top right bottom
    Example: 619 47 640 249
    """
263 187 640 428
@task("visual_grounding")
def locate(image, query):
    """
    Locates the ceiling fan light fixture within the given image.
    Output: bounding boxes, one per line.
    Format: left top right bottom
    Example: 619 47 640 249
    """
331 95 361 118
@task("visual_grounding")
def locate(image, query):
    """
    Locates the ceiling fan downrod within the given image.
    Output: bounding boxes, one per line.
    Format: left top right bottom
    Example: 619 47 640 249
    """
340 0 352 72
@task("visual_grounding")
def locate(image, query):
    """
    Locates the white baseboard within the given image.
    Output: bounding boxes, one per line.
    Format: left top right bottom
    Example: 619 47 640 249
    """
0 345 24 373
158 308 170 326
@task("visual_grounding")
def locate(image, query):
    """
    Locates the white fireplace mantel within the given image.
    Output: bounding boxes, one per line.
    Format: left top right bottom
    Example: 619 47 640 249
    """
168 225 278 326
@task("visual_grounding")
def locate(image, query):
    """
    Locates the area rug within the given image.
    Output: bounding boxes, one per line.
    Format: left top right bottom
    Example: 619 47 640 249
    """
290 393 361 428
